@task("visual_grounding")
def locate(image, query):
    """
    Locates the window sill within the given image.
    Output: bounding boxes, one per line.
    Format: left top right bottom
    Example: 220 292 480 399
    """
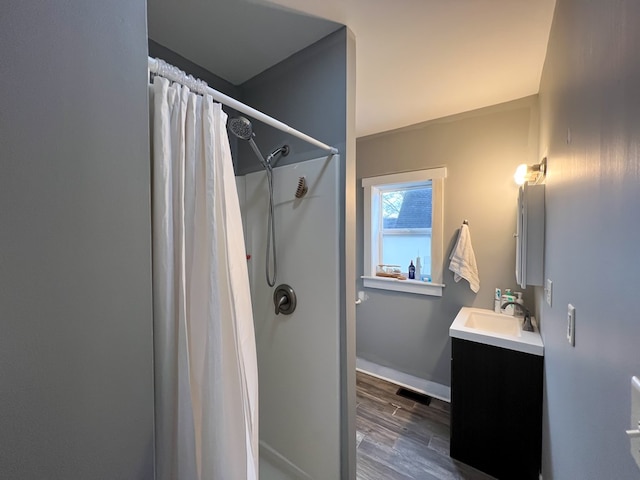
361 275 444 297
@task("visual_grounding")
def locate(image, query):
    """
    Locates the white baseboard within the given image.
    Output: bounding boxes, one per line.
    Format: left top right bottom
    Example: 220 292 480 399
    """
259 440 311 480
356 357 451 402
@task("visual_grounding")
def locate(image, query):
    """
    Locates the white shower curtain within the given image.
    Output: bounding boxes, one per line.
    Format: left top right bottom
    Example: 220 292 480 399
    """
151 76 258 480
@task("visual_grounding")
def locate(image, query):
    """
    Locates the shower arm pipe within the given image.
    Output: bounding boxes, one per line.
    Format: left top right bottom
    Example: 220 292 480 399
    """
148 57 339 155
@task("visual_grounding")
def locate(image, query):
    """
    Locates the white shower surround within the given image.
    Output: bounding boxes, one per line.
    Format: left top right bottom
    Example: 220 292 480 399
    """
238 155 341 480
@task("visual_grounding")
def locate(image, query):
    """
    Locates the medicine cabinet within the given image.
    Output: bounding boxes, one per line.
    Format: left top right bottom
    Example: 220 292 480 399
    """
515 183 545 288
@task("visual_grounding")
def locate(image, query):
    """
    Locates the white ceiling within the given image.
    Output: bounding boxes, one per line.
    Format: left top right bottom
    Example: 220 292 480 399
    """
148 0 556 138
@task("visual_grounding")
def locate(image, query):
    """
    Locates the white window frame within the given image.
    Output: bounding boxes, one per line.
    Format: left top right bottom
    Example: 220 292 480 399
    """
362 167 446 296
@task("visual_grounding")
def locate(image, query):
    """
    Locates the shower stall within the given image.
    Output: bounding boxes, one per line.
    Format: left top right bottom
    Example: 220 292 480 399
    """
237 152 341 480
148 35 352 477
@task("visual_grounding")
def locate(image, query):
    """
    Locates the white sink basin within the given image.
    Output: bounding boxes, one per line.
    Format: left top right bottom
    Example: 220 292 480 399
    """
464 311 521 337
450 307 544 356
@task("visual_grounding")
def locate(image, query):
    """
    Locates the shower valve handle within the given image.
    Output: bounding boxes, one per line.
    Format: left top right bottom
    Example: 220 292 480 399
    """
273 284 297 316
275 295 289 315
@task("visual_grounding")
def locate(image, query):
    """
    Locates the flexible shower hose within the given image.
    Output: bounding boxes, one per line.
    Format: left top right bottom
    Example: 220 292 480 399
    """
265 166 277 287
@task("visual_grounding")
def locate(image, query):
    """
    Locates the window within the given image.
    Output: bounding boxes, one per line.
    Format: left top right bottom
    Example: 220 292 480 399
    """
362 167 446 296
380 185 432 272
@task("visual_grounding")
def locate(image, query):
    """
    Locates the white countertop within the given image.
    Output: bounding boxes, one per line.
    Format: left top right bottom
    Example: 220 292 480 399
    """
449 307 544 356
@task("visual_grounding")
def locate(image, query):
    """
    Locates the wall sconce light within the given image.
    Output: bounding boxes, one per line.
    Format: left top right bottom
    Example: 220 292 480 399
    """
514 157 547 185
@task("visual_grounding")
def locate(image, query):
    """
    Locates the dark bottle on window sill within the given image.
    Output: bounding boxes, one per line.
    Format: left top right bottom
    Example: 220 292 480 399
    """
408 260 415 279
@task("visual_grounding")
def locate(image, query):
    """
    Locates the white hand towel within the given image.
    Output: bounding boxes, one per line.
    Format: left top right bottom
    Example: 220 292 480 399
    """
448 224 480 293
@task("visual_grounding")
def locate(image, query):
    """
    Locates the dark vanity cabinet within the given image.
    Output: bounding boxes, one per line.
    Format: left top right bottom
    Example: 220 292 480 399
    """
450 338 543 480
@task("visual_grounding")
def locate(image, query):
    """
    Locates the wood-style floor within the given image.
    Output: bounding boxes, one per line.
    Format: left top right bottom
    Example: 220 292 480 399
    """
356 371 496 480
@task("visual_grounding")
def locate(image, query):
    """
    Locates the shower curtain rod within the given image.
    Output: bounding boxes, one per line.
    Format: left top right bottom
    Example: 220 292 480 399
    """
148 57 338 155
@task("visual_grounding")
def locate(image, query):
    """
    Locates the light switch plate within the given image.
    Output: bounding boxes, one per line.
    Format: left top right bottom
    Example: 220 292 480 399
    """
545 279 553 307
567 304 575 346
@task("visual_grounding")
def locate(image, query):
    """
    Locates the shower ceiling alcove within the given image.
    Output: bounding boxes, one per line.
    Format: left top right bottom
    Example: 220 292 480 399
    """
147 0 342 87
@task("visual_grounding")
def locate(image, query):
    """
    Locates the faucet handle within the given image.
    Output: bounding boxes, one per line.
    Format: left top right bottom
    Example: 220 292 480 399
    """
522 312 535 332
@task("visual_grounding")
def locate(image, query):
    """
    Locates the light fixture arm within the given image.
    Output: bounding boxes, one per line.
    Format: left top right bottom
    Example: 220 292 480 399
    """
514 157 547 185
531 157 547 177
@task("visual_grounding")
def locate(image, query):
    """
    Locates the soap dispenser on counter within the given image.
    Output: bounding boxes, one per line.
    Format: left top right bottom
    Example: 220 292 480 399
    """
501 289 515 316
514 292 524 317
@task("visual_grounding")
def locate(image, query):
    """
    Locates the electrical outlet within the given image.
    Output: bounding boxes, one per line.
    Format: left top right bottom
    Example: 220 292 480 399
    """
545 279 553 307
567 304 575 346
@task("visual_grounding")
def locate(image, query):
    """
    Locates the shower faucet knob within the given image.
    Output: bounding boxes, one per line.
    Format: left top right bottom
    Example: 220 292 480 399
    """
274 284 297 315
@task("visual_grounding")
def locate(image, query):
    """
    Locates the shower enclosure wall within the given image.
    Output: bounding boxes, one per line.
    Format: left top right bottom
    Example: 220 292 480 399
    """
237 155 341 479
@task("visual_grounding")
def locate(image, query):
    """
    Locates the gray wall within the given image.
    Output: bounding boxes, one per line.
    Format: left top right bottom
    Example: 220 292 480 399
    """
342 28 358 480
537 0 640 478
238 28 348 175
356 97 539 386
1 3 154 479
148 39 241 98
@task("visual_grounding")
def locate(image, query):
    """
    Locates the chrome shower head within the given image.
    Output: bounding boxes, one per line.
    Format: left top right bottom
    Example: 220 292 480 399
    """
228 116 253 140
228 116 268 168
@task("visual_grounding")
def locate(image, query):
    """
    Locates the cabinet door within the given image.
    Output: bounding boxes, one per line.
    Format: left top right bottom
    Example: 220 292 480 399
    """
515 183 545 289
515 186 526 286
451 339 543 480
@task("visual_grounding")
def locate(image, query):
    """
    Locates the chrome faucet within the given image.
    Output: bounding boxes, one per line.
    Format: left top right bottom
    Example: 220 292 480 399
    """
501 302 535 332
